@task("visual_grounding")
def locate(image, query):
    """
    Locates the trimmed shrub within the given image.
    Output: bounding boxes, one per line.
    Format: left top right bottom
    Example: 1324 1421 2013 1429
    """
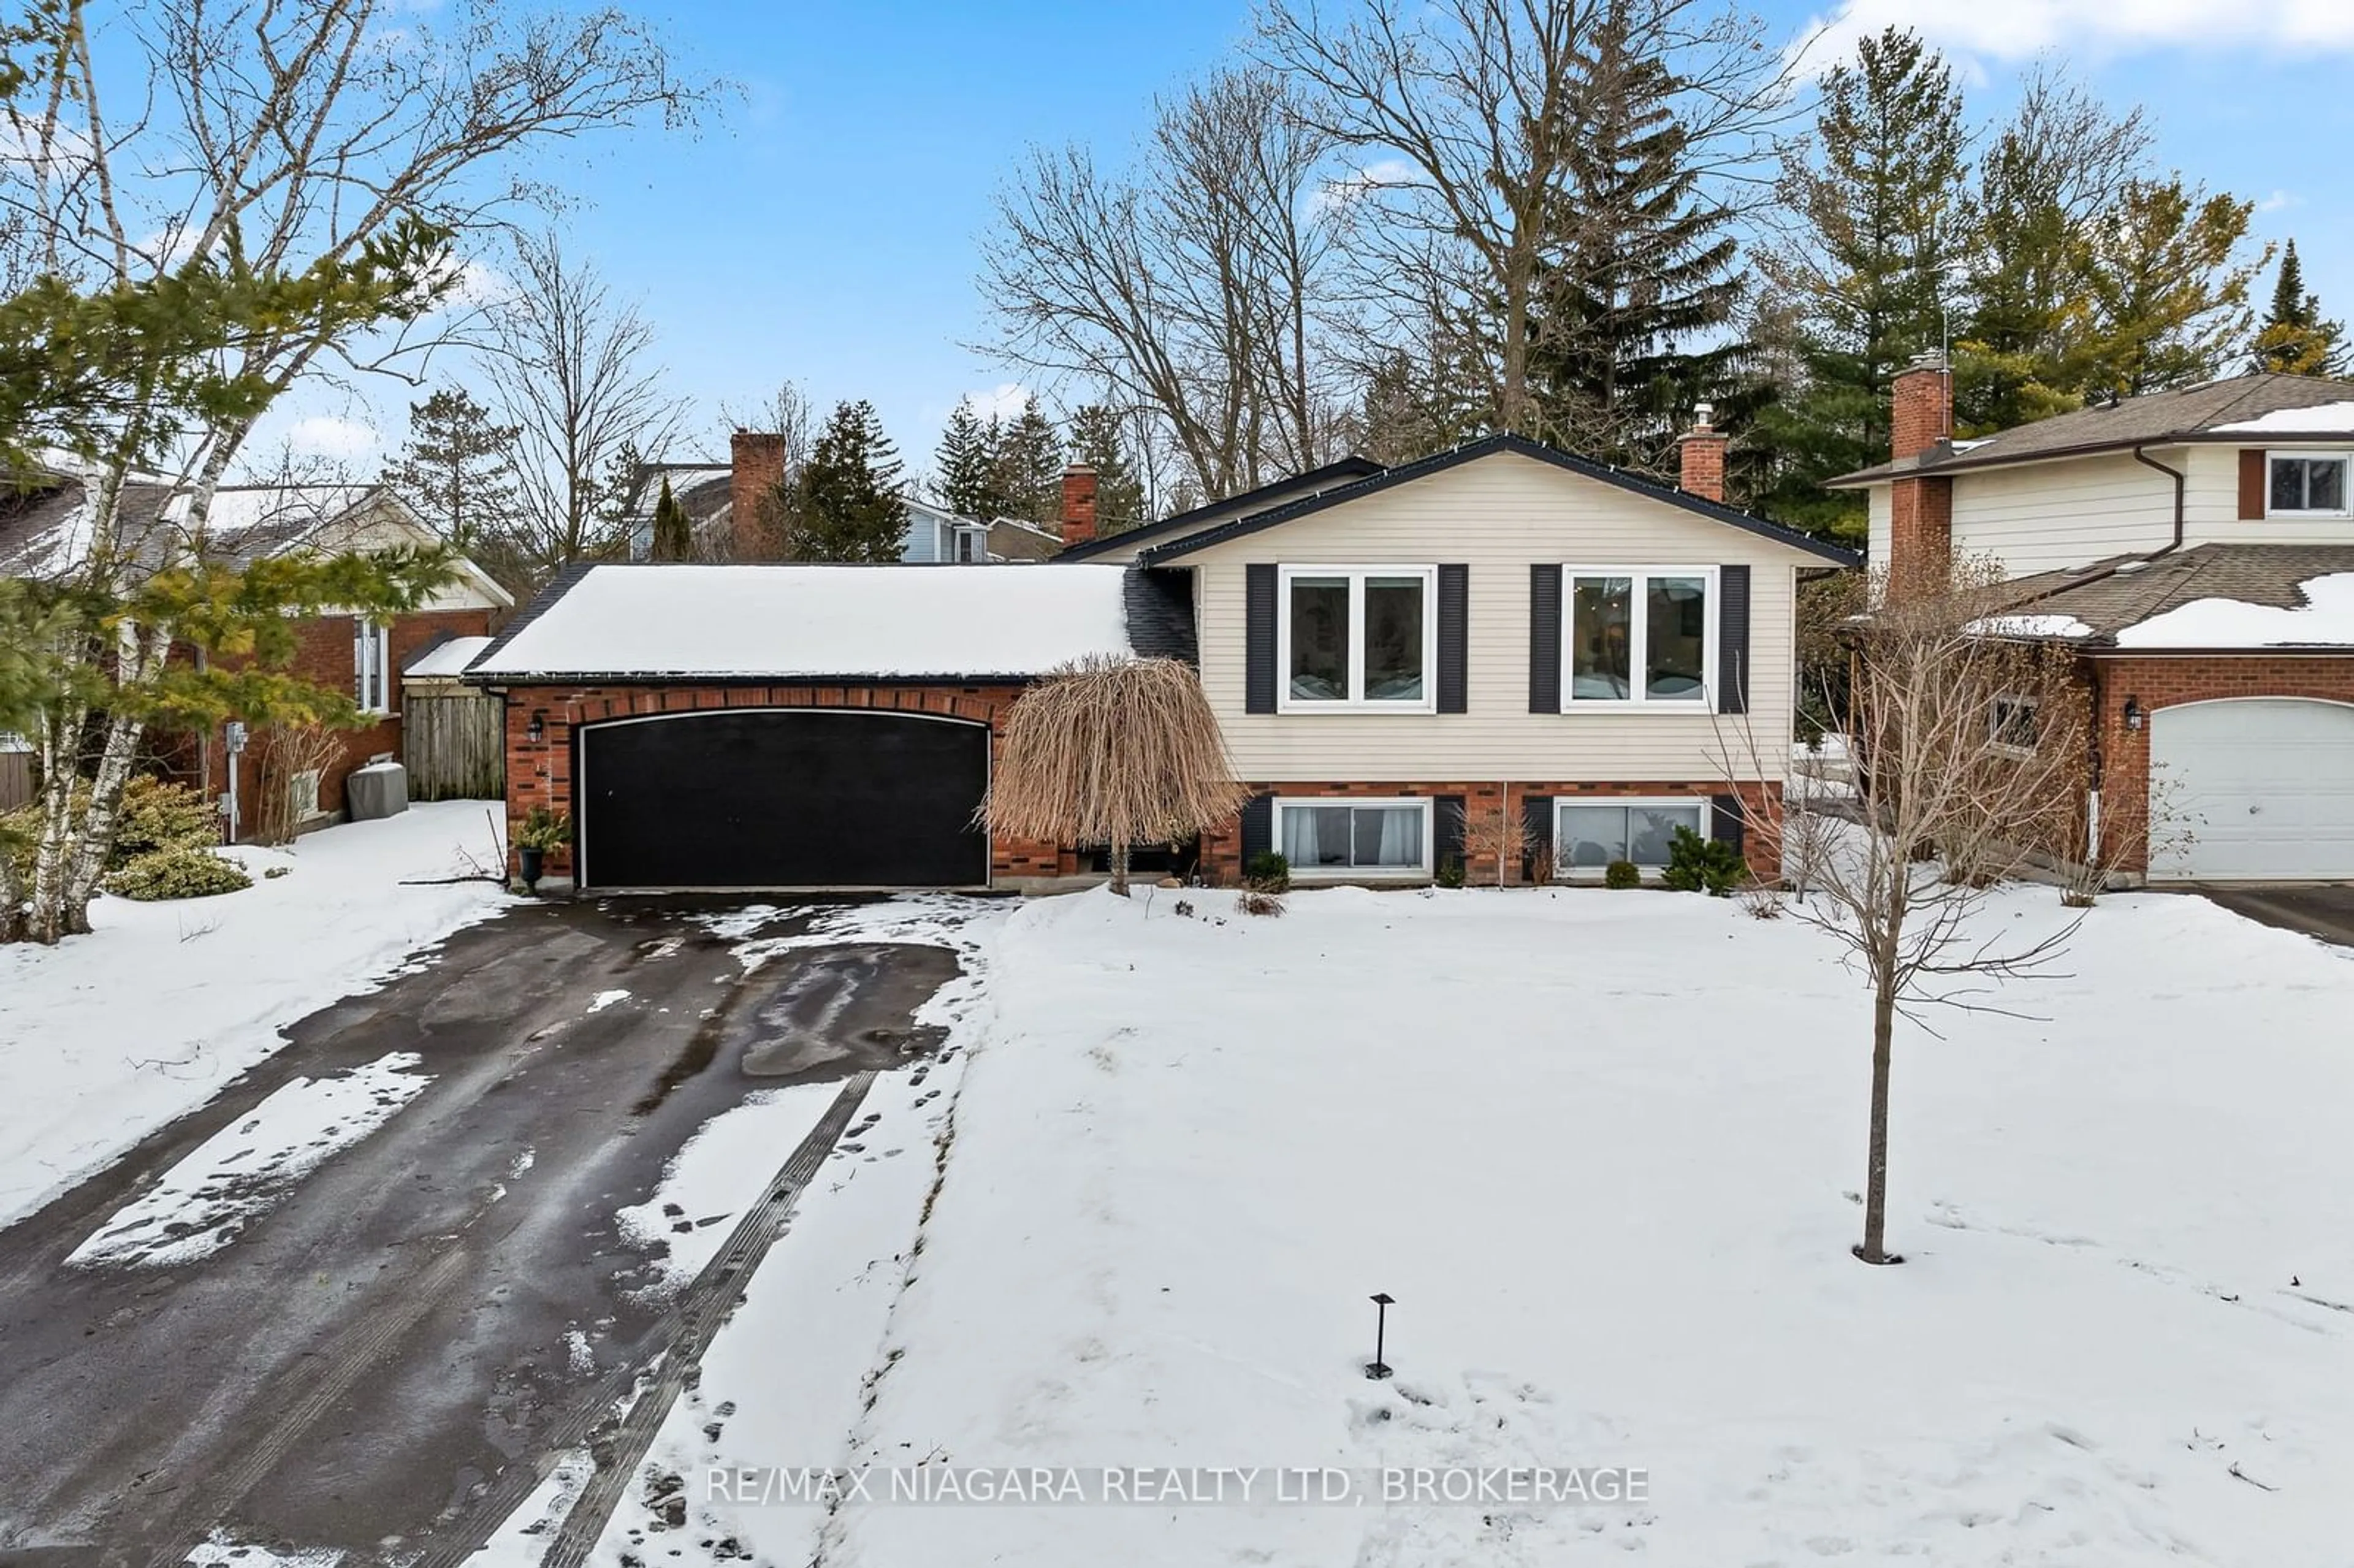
1434 855 1466 889
104 847 253 901
1660 826 1747 896
514 805 573 853
113 775 218 863
1243 850 1290 894
1603 859 1642 889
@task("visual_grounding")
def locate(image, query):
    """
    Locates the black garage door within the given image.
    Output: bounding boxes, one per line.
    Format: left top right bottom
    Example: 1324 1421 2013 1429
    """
576 709 990 889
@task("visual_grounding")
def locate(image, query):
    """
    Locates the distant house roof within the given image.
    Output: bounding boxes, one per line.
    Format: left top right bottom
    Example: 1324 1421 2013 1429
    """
1132 433 1859 566
1970 544 2354 649
1830 373 2354 487
0 468 513 606
467 562 1181 683
402 634 495 679
1055 456 1384 561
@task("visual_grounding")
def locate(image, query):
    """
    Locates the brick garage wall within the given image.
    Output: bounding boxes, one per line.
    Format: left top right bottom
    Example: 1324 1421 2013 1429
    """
2090 652 2354 874
1200 778 1783 886
159 607 498 840
500 682 1080 884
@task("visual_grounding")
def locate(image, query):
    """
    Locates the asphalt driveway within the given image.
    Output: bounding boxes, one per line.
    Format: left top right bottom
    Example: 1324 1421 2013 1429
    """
0 897 974 1565
2190 883 2354 950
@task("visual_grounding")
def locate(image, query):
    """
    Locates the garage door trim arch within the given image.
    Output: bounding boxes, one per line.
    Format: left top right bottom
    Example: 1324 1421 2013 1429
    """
573 706 994 891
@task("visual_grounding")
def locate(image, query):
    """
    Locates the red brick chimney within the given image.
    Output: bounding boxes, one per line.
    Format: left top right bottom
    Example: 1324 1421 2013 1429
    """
1059 461 1099 549
730 430 787 561
1677 403 1726 503
1887 352 1953 596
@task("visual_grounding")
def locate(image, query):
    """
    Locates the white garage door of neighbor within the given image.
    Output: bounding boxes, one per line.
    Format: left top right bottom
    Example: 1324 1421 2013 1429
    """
2149 698 2354 881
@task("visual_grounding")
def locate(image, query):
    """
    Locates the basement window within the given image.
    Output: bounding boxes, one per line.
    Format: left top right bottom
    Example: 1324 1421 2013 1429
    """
1991 695 2041 756
1275 798 1431 877
1554 799 1708 871
2268 454 2348 515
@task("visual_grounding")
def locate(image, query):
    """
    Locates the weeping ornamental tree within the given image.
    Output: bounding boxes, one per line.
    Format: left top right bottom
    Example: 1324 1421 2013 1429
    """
981 657 1248 895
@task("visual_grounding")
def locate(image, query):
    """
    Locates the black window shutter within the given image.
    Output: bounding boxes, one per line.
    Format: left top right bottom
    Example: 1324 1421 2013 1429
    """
1520 793 1553 880
1245 563 1278 714
1716 564 1751 715
1240 793 1274 864
1529 565 1562 713
1436 564 1468 714
1712 793 1745 851
1434 793 1466 874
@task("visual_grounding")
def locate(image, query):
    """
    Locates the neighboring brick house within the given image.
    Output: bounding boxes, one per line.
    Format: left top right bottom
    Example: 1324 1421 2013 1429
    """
1831 359 2354 881
623 444 1060 563
474 430 1855 891
0 472 511 841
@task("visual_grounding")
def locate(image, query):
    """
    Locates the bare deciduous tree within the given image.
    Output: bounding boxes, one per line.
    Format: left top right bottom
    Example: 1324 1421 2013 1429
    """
1255 0 1788 438
481 232 690 575
982 657 1249 896
977 63 1349 504
1716 560 2091 1266
0 0 707 940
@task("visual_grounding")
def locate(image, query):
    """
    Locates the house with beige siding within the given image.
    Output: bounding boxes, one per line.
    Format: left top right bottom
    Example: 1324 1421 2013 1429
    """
1834 359 2354 883
1097 433 1854 883
468 429 1856 891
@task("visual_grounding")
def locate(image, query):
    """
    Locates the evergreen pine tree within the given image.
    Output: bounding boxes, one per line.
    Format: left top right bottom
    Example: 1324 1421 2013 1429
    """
383 387 520 552
1064 403 1148 533
650 475 692 560
2077 178 2263 397
793 400 908 562
991 396 1065 527
1750 26 1970 539
2251 240 2345 375
1526 35 1751 476
936 400 1008 517
1956 72 2152 431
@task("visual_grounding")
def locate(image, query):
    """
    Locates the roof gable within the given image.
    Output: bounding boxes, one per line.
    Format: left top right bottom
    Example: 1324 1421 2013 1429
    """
1056 456 1384 561
1137 434 1857 566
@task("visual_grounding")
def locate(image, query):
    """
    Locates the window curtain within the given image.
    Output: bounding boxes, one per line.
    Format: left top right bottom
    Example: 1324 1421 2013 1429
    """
1281 807 1320 867
1377 805 1422 867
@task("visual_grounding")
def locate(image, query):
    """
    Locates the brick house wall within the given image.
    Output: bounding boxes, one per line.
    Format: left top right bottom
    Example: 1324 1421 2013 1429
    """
498 681 1081 884
162 606 498 840
2087 652 2354 875
1200 778 1783 885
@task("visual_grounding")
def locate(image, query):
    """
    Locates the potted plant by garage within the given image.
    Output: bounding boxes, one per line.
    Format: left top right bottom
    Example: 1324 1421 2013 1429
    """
514 805 571 893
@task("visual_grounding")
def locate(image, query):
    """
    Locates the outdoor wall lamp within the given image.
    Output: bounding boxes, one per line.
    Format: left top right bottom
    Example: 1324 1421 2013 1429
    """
527 709 547 743
2123 696 2144 732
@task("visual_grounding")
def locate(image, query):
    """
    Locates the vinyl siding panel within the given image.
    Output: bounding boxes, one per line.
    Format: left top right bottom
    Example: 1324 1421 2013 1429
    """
1948 451 2176 574
1867 485 1891 575
2184 441 2354 546
1186 453 1811 782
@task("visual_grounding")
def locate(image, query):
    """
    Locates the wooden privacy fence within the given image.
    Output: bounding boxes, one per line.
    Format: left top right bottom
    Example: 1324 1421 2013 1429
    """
402 688 506 801
0 744 29 812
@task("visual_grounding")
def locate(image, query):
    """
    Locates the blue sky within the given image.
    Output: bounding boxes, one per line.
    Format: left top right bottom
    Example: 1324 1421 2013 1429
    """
268 0 2354 476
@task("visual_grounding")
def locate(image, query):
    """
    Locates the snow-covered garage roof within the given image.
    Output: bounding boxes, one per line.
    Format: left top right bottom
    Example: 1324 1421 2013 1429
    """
468 563 1167 682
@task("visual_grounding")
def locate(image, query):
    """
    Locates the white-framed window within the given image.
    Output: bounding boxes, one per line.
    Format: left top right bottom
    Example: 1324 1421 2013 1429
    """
1990 693 2040 756
1275 797 1431 878
1563 566 1715 707
1553 797 1709 872
1278 564 1437 712
2267 452 2350 516
354 618 392 714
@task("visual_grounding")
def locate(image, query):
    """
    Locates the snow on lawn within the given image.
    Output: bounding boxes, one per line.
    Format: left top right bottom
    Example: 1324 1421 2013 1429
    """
0 801 506 1228
746 884 2353 1566
67 1049 430 1268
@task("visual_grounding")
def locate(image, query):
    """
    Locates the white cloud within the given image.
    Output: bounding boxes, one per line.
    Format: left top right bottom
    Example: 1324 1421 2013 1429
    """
1794 0 2354 72
2258 189 2303 213
959 382 1032 423
1318 156 1420 210
283 416 380 462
